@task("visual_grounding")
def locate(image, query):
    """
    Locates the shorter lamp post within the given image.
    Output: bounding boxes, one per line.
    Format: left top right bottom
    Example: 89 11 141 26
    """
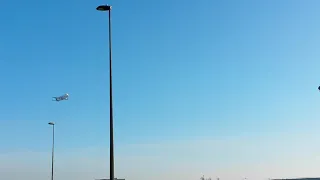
48 122 55 180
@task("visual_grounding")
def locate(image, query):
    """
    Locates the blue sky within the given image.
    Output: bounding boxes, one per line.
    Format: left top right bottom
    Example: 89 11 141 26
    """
2 0 320 180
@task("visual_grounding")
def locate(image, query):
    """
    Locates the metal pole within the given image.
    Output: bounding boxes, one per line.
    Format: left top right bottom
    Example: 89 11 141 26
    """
51 124 55 180
108 8 114 180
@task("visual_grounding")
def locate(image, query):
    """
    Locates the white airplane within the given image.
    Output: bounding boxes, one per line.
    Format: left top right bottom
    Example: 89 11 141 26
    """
52 93 69 102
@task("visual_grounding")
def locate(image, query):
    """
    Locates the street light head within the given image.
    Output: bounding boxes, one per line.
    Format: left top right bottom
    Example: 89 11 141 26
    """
96 5 111 11
48 122 55 125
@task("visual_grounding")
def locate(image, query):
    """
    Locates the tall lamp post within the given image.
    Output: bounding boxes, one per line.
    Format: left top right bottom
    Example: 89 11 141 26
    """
96 4 114 180
48 122 55 180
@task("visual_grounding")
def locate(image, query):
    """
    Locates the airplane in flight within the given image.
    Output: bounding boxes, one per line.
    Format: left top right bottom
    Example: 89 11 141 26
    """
52 93 69 102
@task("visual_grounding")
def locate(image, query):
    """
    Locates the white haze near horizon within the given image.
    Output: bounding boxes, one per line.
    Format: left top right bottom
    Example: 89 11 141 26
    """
1 132 320 180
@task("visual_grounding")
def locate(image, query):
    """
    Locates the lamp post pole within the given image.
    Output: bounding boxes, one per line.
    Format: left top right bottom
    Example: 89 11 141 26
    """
48 122 55 180
96 4 114 180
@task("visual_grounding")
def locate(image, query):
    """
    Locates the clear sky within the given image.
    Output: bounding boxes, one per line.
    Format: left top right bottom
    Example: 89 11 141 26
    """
1 0 320 180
